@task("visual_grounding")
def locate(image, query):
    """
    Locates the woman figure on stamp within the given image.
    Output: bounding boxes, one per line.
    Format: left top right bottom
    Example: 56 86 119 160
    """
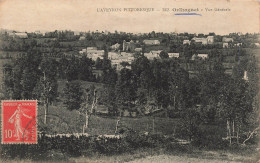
8 104 32 140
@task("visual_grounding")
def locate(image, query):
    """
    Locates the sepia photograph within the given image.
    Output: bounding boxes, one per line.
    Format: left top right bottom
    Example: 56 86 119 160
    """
0 0 259 162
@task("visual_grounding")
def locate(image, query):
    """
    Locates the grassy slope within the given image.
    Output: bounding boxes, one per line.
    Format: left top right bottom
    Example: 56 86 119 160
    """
38 104 183 135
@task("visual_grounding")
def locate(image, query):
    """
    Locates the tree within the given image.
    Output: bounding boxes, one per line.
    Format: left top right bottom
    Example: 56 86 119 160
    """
10 64 23 99
218 76 253 145
159 51 169 59
2 63 14 99
178 79 202 141
149 59 171 113
120 61 130 68
95 57 103 69
33 58 58 124
131 55 150 80
196 62 226 123
65 57 79 81
78 56 94 81
2 48 42 100
79 85 98 133
101 85 117 115
102 57 112 70
63 81 84 111
168 66 189 117
116 68 136 113
58 56 69 79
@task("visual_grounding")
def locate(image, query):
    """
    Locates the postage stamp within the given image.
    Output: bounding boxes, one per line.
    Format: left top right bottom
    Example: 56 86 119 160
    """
1 100 37 144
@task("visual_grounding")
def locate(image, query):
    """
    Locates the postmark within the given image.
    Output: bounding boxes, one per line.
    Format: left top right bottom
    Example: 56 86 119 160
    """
1 100 37 144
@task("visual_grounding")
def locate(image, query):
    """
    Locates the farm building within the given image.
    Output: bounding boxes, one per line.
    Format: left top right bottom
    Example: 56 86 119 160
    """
143 40 160 45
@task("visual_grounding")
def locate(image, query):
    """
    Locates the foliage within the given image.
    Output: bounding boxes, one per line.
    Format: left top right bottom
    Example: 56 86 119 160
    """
63 81 84 111
0 132 166 160
159 51 169 59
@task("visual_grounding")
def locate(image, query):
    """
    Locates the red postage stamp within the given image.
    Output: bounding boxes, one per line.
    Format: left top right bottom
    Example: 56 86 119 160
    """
1 100 37 144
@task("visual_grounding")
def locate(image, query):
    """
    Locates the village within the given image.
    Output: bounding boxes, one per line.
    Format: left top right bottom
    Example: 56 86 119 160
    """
1 30 259 74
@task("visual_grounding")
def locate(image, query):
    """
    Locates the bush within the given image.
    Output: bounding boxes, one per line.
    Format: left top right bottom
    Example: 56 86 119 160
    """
166 143 193 154
191 125 228 149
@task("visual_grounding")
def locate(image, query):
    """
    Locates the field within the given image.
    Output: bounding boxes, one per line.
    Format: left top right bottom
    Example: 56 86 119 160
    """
37 103 228 144
37 104 183 135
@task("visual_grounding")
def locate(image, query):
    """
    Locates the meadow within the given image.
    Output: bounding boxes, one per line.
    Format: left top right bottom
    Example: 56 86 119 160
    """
37 104 183 136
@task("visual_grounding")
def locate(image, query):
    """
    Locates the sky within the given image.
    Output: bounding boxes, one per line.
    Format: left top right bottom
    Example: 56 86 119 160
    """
0 0 259 34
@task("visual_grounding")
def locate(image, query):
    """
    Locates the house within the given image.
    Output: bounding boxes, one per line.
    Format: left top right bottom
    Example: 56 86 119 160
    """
223 43 229 48
7 32 15 37
121 52 134 58
89 53 104 60
111 59 121 65
109 52 135 70
191 36 214 45
254 43 260 47
222 37 234 43
144 53 156 60
144 50 162 60
197 54 208 59
74 31 80 35
79 36 86 40
87 47 98 51
120 56 129 63
79 49 87 54
120 52 134 64
123 40 135 51
168 53 179 58
86 47 104 60
207 36 214 44
111 43 120 50
151 50 162 56
34 30 42 35
192 37 208 45
143 40 160 45
13 33 28 39
108 52 120 60
134 48 142 52
183 40 191 45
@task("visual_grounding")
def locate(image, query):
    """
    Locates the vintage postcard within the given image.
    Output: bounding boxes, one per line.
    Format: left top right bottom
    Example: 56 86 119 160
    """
0 0 259 162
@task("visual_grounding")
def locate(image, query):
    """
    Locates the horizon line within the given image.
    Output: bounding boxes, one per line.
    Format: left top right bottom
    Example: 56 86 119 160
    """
1 28 258 35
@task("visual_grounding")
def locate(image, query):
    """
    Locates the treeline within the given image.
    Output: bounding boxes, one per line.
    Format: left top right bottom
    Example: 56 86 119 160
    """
96 54 258 144
2 49 115 101
100 54 257 118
